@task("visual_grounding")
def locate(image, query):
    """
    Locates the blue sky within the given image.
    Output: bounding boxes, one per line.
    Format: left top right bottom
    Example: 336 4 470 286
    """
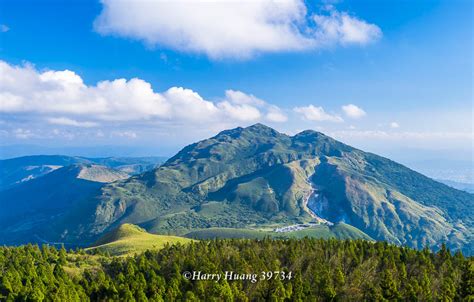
0 0 472 162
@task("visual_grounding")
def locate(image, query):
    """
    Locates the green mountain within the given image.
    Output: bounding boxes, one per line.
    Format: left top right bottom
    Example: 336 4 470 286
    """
184 223 373 241
1 124 472 254
65 124 472 253
80 156 167 175
87 223 194 256
0 155 166 190
0 164 128 245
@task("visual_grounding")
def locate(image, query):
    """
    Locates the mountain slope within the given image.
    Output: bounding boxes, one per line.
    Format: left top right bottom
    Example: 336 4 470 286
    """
2 124 472 253
0 164 128 245
0 155 165 190
184 223 373 241
67 124 472 253
81 156 167 175
0 155 92 190
88 223 194 256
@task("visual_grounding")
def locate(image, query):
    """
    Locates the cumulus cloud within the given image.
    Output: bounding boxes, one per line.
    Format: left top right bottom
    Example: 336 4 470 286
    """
390 122 400 129
313 7 382 46
0 60 286 128
293 105 343 122
266 106 288 122
224 90 266 107
342 104 366 119
94 0 382 59
223 89 287 122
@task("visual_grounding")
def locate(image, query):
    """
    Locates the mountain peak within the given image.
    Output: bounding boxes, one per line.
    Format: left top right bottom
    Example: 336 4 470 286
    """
242 123 282 136
94 223 146 246
296 129 320 134
58 164 129 183
208 124 284 144
245 123 273 130
293 129 326 138
7 125 471 254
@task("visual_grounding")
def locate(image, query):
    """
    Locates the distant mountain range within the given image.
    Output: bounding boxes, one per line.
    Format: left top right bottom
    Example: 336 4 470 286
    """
0 155 166 190
0 163 131 245
0 124 472 254
437 179 474 194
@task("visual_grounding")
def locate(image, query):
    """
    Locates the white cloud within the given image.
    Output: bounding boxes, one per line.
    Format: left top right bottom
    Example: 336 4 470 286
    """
13 128 34 139
112 131 137 139
329 130 473 141
51 129 75 140
342 104 366 119
266 106 288 122
163 87 217 122
0 24 9 33
390 122 400 128
217 101 261 122
313 7 382 46
94 0 382 59
0 60 285 128
294 105 343 122
223 89 287 122
48 117 99 128
225 90 266 107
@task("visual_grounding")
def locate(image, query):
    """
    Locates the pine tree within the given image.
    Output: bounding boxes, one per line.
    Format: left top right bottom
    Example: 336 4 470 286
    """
459 260 474 301
380 270 400 300
439 276 456 302
58 245 67 265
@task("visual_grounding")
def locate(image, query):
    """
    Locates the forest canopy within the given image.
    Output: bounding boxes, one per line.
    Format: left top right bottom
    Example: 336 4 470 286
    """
0 238 472 301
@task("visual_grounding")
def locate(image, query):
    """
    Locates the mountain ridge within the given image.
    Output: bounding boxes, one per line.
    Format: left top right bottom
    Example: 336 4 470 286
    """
0 155 166 190
0 164 130 245
1 124 472 254
80 124 472 253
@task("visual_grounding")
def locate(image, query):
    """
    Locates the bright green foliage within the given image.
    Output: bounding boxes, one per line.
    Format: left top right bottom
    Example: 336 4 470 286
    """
0 239 471 301
87 224 194 256
0 244 89 301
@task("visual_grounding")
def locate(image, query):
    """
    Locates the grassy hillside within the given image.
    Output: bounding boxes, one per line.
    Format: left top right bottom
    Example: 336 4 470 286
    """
82 124 472 253
185 223 373 241
88 224 194 256
75 164 129 183
2 124 472 254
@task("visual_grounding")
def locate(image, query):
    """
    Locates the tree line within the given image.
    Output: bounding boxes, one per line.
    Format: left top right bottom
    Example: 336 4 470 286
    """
0 238 473 301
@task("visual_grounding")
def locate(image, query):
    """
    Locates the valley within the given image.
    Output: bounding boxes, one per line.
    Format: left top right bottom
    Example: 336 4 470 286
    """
274 175 334 233
0 124 472 255
2 2 471 299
